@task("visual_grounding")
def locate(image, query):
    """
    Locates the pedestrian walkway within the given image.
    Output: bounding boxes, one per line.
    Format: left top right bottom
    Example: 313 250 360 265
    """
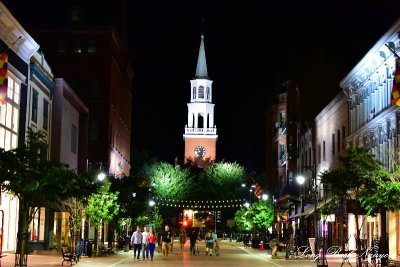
0 241 364 267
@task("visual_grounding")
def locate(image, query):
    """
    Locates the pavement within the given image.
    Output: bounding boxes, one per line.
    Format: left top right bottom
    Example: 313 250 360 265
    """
0 241 367 267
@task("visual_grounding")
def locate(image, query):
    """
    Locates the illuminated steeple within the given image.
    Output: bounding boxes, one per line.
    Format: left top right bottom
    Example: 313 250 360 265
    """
195 35 208 79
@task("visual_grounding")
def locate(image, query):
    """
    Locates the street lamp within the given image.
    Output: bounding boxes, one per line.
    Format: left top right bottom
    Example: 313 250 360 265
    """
296 164 327 267
262 194 269 201
97 172 106 181
296 174 305 246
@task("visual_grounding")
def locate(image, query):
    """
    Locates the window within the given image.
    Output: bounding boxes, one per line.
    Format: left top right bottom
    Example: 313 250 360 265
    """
0 103 5 126
14 81 20 104
88 40 97 53
206 87 210 100
31 90 38 123
337 129 341 151
70 8 81 22
29 207 46 241
1 75 20 150
57 39 66 53
198 86 204 98
332 133 335 155
323 141 326 161
279 112 286 128
43 100 49 130
192 87 196 99
71 124 77 153
12 107 18 132
73 40 82 54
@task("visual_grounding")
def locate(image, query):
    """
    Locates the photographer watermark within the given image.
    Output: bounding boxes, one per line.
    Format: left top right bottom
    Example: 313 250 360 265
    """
289 245 388 261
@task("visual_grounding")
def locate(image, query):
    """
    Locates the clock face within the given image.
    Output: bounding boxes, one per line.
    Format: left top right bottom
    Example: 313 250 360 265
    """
194 145 206 158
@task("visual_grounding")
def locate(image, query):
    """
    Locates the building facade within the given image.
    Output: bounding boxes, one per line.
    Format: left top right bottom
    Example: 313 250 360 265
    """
24 51 55 251
183 35 217 167
27 2 133 179
0 1 39 252
50 78 89 250
340 18 400 260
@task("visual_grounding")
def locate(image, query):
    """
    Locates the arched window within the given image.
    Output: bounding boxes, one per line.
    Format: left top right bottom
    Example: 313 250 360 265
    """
206 87 210 100
198 86 204 98
193 87 196 99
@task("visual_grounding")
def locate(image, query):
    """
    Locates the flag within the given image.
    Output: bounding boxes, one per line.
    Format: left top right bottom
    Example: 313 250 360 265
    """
0 51 8 105
392 57 400 106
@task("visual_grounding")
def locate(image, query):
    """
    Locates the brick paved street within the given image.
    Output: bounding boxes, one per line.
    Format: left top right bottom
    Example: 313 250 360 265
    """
0 241 359 267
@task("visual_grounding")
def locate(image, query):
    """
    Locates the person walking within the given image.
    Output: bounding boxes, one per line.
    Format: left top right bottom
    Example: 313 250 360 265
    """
179 228 187 252
190 229 199 255
148 229 157 261
161 225 172 260
205 229 215 256
141 226 149 260
130 226 142 261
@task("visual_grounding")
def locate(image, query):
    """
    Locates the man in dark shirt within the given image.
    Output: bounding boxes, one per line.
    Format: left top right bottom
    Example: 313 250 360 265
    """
161 225 172 259
190 229 199 255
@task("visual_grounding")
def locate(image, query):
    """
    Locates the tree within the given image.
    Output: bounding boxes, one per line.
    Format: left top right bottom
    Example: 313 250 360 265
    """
146 162 193 200
0 129 98 267
59 197 85 252
320 148 395 266
150 206 163 232
233 200 274 233
196 162 246 200
248 200 274 232
234 207 252 232
86 180 120 255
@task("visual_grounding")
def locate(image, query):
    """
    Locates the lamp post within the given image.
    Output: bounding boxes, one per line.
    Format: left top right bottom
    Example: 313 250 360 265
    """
296 164 327 267
296 174 305 247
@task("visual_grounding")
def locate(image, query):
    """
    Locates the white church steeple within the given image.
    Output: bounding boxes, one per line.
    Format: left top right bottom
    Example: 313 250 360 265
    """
195 35 208 79
184 34 218 165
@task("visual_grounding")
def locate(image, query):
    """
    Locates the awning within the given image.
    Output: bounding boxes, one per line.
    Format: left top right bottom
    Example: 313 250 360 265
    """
293 205 315 218
291 198 334 218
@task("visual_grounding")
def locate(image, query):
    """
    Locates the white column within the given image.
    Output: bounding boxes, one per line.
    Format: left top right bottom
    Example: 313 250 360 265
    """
194 112 198 128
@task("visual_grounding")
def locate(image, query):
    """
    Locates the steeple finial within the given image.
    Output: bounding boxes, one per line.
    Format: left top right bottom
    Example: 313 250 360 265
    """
195 33 208 79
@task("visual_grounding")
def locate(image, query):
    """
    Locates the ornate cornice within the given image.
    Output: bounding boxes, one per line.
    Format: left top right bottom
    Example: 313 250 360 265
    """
0 2 39 62
340 19 400 99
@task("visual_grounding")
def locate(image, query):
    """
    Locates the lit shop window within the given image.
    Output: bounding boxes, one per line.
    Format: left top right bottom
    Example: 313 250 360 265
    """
0 76 20 150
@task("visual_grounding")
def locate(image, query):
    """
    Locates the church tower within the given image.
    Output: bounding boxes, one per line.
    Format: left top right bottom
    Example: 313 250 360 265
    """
183 34 218 166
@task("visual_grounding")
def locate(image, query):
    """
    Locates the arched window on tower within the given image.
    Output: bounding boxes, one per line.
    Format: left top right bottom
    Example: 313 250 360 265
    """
198 86 204 99
193 87 196 99
206 87 210 100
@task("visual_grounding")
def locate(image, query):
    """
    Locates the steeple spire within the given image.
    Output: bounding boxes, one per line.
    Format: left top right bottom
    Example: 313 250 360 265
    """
195 35 208 78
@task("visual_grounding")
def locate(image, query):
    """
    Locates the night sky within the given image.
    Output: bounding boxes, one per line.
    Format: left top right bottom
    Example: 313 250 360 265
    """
4 0 400 172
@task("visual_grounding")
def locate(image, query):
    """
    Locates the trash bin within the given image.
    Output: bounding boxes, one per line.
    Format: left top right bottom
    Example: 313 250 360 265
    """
86 239 94 257
124 235 130 252
77 241 83 255
259 241 264 251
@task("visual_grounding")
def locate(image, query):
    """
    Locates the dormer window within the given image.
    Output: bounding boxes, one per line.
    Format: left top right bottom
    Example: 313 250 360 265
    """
193 87 196 99
198 86 204 98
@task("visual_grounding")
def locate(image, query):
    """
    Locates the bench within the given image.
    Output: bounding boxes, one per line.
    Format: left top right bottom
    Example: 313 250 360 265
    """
98 245 113 256
340 251 352 267
61 248 78 266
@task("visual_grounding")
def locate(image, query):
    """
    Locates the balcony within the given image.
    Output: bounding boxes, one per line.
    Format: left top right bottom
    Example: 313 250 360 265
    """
185 127 217 135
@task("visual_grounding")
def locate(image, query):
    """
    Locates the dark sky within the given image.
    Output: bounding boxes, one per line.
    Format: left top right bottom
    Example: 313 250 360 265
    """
126 1 400 171
4 0 400 172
